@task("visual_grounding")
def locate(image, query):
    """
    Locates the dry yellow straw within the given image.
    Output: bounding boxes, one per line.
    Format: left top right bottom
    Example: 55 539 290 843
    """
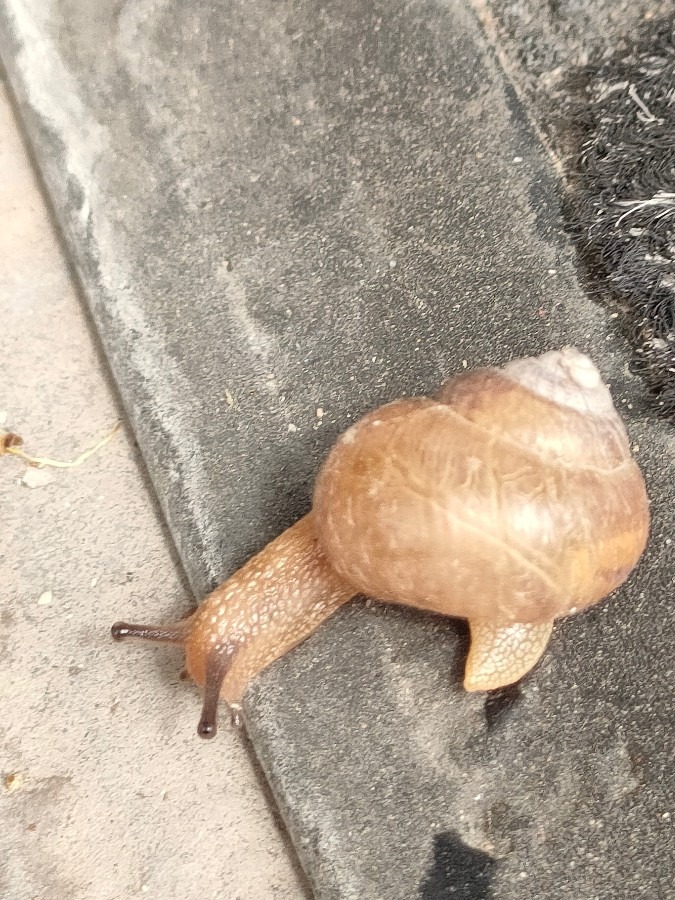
1 422 121 469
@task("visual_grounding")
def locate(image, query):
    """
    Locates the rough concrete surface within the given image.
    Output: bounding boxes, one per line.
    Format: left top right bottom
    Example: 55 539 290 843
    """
0 2 673 899
0 83 308 900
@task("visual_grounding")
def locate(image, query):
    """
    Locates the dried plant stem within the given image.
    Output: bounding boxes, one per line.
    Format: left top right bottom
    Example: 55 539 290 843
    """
1 422 121 468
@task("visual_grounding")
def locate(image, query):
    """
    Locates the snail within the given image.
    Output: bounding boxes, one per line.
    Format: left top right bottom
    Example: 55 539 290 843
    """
112 348 650 737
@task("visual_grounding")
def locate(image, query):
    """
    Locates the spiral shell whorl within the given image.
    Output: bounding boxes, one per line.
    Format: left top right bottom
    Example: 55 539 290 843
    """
502 347 615 418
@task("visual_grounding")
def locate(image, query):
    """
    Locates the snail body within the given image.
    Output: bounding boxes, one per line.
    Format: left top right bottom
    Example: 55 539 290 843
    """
113 348 649 736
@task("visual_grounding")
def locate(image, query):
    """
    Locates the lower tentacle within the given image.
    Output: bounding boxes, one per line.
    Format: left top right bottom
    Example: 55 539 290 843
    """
196 644 238 738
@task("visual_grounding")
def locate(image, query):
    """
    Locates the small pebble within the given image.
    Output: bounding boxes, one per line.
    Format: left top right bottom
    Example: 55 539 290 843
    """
21 468 54 489
37 591 53 606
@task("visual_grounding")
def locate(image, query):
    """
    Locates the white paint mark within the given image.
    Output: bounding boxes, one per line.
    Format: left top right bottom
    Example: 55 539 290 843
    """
216 264 285 400
10 0 106 225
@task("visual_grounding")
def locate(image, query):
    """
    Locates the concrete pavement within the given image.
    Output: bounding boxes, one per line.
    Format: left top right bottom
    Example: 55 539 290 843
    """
0 81 308 900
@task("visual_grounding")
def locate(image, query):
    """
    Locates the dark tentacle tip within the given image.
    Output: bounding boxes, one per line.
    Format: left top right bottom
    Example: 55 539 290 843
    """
197 718 217 739
111 622 132 641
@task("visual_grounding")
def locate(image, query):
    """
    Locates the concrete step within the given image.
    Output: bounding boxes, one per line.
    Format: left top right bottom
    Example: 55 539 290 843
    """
1 1 672 897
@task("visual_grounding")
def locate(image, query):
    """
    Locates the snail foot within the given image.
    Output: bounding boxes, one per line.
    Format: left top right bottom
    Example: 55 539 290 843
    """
464 619 554 691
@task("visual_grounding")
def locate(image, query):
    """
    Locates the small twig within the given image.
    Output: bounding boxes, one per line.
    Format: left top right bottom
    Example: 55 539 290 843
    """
1 422 121 468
